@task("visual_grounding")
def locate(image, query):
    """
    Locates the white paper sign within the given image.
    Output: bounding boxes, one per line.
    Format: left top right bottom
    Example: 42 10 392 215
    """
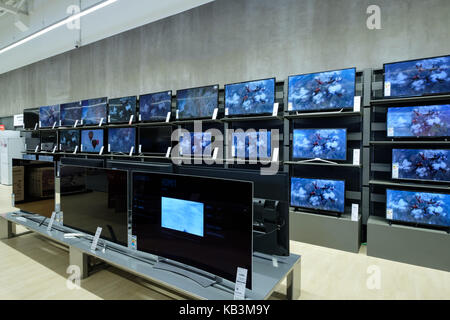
35 145 39 153
272 103 279 117
234 267 248 300
272 147 279 163
39 121 42 128
176 110 179 119
212 108 218 120
53 122 57 129
34 123 39 131
129 115 134 125
99 118 104 127
272 257 279 268
386 208 393 220
139 145 142 154
52 146 57 154
353 96 361 112
288 102 293 112
392 163 399 179
108 144 111 152
351 204 359 222
166 112 171 123
14 114 24 127
108 115 111 123
99 146 104 155
387 127 394 137
212 147 219 160
225 108 229 116
353 149 360 166
73 146 78 154
74 120 79 128
47 212 56 232
139 114 142 122
385 82 391 97
91 227 103 252
165 147 172 158
129 146 134 157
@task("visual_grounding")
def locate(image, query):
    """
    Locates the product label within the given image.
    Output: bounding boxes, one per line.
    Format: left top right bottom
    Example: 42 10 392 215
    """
272 103 279 117
288 102 293 112
387 127 394 137
353 96 361 112
99 146 104 155
73 146 78 154
130 235 137 250
272 147 279 163
129 115 134 125
212 108 219 120
99 118 104 126
234 267 248 300
351 204 359 222
166 112 171 123
129 146 134 157
392 163 399 179
353 149 360 166
225 108 229 116
74 120 79 128
176 110 179 119
386 208 393 220
91 227 103 252
165 147 172 158
139 114 142 122
385 82 391 97
47 212 56 232
139 145 142 154
272 257 279 268
108 144 111 152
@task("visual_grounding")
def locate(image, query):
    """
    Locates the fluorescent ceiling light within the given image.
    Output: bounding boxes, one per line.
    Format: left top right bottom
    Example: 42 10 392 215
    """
0 0 118 55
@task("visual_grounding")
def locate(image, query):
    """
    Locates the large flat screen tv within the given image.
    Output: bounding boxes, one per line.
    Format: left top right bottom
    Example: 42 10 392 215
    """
384 55 450 98
108 127 136 154
23 108 39 129
288 68 356 112
232 131 271 160
59 130 80 153
39 105 60 128
176 85 219 120
61 166 128 246
291 177 345 214
132 172 253 289
40 130 57 152
225 78 275 116
81 97 107 126
293 128 347 161
179 132 213 156
386 189 450 228
139 91 172 122
387 105 450 138
81 129 104 153
392 149 450 183
139 126 172 154
108 96 137 124
60 102 81 127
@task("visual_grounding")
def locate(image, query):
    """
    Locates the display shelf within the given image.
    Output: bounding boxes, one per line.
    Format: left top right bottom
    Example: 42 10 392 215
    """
221 115 282 122
172 118 223 125
135 121 177 127
370 94 450 106
369 179 450 191
284 161 361 168
370 140 450 146
284 110 361 119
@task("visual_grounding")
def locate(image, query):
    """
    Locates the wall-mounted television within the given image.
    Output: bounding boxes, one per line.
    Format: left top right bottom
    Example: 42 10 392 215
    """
288 68 356 112
81 97 107 126
81 129 104 153
139 91 172 122
61 166 128 246
60 102 81 127
384 55 450 98
387 105 450 138
39 105 60 128
176 85 219 120
40 130 57 152
291 177 345 214
386 189 450 228
293 128 347 161
179 132 213 156
392 149 450 183
139 126 172 154
108 96 137 124
225 78 275 116
23 108 39 129
132 172 253 289
59 130 80 153
108 127 136 154
232 131 271 160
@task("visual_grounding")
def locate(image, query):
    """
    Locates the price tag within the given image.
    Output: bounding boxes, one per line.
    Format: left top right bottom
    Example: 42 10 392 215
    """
129 146 134 157
99 118 104 127
351 204 359 222
80 145 83 152
52 146 57 154
176 110 179 119
166 112 171 123
225 108 229 116
234 267 248 300
130 235 137 250
108 144 111 152
353 96 361 112
34 123 39 131
59 144 62 151
387 127 394 137
384 82 391 97
91 227 103 252
272 103 279 117
165 147 172 158
353 149 360 166
392 163 399 179
272 257 279 268
80 120 83 126
386 208 393 220
138 114 142 122
108 115 111 123
35 145 39 153
73 146 78 154
212 147 219 160
129 115 134 125
74 120 79 128
272 147 279 163
99 146 104 155
288 102 293 112
139 145 142 154
47 212 56 232
53 122 57 129
231 146 236 158
212 108 218 120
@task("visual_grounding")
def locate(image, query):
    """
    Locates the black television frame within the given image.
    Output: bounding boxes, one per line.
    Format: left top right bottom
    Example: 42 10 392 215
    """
175 84 219 120
138 90 173 123
138 126 172 155
23 108 40 130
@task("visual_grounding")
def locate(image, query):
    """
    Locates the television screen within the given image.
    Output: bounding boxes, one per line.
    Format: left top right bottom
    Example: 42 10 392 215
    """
288 68 356 112
293 129 347 161
61 166 128 246
225 78 275 116
81 97 107 125
291 177 345 214
232 131 271 160
60 102 81 126
59 130 80 152
139 91 172 122
25 133 40 151
179 132 213 156
23 108 39 129
108 127 136 154
384 55 450 98
132 172 253 289
108 96 137 124
23 154 37 160
40 131 57 152
392 149 450 183
39 105 60 128
387 105 450 138
176 85 219 119
386 189 450 228
139 127 172 154
81 129 104 153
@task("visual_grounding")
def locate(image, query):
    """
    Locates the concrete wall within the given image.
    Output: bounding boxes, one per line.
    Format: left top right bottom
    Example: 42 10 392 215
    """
0 0 449 117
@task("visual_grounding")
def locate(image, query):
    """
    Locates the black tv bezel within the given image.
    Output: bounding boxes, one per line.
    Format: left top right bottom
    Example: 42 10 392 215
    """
287 67 357 113
60 101 82 127
224 77 276 117
107 96 138 124
107 127 137 155
175 84 220 120
23 108 40 130
383 54 450 99
59 129 81 153
81 97 108 126
138 126 173 155
80 128 105 154
39 105 60 128
230 129 273 161
139 90 173 123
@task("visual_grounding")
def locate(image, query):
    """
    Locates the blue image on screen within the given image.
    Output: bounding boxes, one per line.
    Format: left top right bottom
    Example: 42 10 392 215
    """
288 68 355 112
393 149 450 183
108 128 136 153
140 91 172 121
109 96 137 123
293 129 347 161
81 98 107 125
38 155 54 162
177 85 218 119
291 177 345 213
81 129 104 153
161 197 204 237
386 189 450 227
387 105 450 138
232 131 271 159
39 105 60 128
179 132 212 156
385 56 450 98
60 102 81 126
225 79 275 116
60 130 80 152
23 154 37 160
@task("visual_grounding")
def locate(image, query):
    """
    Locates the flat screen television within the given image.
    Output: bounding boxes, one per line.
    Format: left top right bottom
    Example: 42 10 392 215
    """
60 102 81 127
23 108 39 129
108 127 136 154
139 127 172 154
81 129 104 153
290 177 345 214
386 189 450 228
387 105 450 138
384 55 450 98
132 172 253 289
225 78 275 116
39 105 60 128
139 91 172 122
40 130 57 152
59 130 80 153
176 85 219 120
293 128 347 161
179 132 213 156
25 133 40 151
392 149 450 183
232 131 271 160
108 96 137 124
81 97 108 126
288 68 356 112
61 166 128 246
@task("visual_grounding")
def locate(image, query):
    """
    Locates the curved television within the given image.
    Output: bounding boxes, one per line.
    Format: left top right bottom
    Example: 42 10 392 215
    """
176 85 219 120
293 128 347 161
139 91 172 122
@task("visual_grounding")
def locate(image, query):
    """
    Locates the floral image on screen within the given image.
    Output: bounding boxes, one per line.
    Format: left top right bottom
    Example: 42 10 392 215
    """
288 68 355 112
177 85 218 119
291 177 345 213
108 96 137 123
225 79 275 116
82 98 107 125
81 129 104 153
140 91 172 121
60 102 81 126
108 128 136 154
384 56 450 98
179 132 212 156
293 129 346 161
59 130 80 152
232 131 271 160
40 105 60 128
386 189 450 227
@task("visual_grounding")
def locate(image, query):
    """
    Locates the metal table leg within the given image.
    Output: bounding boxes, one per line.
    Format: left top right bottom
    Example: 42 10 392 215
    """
0 218 13 239
69 246 89 280
286 258 301 300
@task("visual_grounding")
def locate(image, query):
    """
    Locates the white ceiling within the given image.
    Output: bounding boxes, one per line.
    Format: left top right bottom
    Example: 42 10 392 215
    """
0 0 214 75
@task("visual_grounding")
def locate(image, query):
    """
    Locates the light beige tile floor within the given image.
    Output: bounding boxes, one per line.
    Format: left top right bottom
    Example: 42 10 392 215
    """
1 185 449 300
